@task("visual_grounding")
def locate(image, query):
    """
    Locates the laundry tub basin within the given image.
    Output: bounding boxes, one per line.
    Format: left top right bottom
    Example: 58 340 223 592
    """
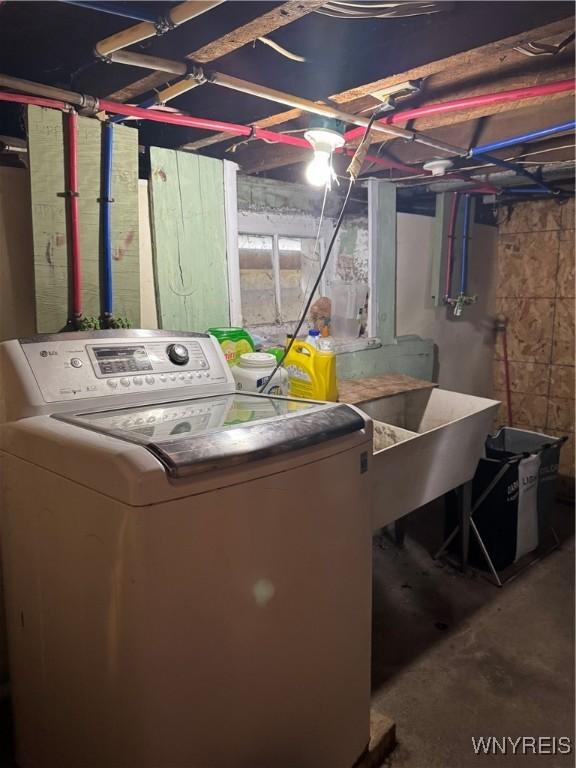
357 388 500 529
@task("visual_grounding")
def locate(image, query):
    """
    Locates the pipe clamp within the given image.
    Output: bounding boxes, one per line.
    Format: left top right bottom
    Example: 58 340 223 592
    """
155 15 176 34
187 65 207 85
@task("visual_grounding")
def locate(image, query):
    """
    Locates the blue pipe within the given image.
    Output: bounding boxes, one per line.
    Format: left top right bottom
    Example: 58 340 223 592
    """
504 187 554 195
470 121 576 156
101 123 114 319
460 194 471 296
110 95 158 124
60 1 159 23
468 120 576 194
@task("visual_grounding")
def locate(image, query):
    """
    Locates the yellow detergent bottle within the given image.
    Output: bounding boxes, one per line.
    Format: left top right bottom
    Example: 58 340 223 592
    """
284 341 338 402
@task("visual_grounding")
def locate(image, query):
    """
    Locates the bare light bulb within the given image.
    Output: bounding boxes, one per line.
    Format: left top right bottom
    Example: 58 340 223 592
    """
306 150 333 187
304 127 344 188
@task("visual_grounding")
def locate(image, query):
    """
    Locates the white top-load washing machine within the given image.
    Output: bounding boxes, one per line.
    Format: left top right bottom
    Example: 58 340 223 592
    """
0 330 373 768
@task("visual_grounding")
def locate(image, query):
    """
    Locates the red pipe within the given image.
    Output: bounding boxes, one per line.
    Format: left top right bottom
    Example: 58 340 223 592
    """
66 111 82 320
501 322 513 426
344 79 576 142
0 91 516 191
444 192 459 300
97 98 428 174
2 89 412 177
0 91 69 111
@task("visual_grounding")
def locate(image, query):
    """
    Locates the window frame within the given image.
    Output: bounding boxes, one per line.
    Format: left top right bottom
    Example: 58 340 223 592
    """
235 210 329 329
225 168 394 349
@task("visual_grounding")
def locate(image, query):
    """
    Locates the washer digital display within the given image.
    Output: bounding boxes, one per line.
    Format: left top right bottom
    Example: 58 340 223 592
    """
93 346 153 376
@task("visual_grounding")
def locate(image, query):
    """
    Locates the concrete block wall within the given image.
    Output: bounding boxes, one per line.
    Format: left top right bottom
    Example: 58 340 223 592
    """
494 198 575 498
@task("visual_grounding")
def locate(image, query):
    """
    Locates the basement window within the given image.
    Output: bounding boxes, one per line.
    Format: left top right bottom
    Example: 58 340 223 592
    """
230 197 384 352
238 233 322 327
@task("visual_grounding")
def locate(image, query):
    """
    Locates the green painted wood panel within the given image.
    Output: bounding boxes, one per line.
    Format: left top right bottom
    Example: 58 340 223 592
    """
368 180 397 346
149 148 230 332
430 192 450 307
27 106 140 332
27 107 67 332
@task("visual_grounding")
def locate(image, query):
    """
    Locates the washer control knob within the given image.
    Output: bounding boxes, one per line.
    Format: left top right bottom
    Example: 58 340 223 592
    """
167 343 189 366
70 358 83 368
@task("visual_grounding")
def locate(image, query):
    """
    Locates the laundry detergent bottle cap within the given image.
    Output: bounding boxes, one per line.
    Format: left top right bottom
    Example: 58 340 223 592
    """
232 352 288 395
238 352 276 368
306 328 320 348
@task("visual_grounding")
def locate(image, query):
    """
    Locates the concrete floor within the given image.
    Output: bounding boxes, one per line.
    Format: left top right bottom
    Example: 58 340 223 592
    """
1 502 573 768
372 500 575 768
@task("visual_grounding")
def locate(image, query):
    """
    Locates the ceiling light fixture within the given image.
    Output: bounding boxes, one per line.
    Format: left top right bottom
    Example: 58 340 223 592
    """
304 117 346 188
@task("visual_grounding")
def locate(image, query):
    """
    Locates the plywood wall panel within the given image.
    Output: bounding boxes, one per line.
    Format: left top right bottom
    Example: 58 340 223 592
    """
495 198 575 498
0 168 36 341
27 107 68 332
27 106 140 331
149 148 230 332
138 180 158 329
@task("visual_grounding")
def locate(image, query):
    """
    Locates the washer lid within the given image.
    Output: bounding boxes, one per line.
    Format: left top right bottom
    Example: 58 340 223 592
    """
53 393 367 478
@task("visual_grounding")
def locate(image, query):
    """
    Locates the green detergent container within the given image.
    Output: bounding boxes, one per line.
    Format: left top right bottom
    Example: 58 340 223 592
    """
207 327 255 366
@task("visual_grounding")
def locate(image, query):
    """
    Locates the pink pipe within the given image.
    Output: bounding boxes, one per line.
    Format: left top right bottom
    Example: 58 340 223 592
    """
444 192 459 300
66 111 82 319
101 98 421 172
0 90 499 190
344 79 576 141
0 91 69 111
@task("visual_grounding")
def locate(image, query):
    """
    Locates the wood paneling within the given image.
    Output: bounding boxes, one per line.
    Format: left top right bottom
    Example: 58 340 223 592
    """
149 147 230 331
138 179 158 329
0 167 36 341
495 198 575 495
27 107 68 332
27 106 140 332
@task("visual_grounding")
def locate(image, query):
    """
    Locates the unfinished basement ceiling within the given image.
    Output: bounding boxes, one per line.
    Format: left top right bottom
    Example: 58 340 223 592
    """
0 1 574 190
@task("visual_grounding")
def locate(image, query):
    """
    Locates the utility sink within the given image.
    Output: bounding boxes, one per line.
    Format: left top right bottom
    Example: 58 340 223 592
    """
356 388 500 529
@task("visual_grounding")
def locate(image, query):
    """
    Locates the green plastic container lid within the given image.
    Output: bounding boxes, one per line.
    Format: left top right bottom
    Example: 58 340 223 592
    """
266 346 285 364
207 327 254 344
206 327 255 366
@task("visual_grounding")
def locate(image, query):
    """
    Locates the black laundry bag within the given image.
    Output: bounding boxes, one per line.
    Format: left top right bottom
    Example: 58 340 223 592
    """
447 428 566 572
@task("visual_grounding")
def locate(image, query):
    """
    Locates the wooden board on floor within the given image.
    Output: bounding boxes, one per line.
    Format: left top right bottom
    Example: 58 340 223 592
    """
148 147 230 332
353 711 397 768
27 106 140 332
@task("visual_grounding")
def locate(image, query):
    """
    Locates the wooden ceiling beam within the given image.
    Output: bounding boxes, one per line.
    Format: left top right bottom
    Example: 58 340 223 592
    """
235 86 575 175
104 0 325 102
180 16 574 154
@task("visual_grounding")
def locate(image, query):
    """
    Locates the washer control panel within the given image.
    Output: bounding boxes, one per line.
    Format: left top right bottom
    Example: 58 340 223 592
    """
21 334 233 403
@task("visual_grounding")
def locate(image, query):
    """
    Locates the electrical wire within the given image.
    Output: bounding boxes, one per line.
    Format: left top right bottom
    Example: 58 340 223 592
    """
258 36 307 62
257 178 354 393
296 181 330 323
316 1 450 18
376 144 576 184
258 113 379 394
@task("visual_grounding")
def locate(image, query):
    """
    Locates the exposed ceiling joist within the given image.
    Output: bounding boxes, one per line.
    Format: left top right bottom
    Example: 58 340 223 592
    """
236 66 575 174
105 0 326 102
180 16 575 154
